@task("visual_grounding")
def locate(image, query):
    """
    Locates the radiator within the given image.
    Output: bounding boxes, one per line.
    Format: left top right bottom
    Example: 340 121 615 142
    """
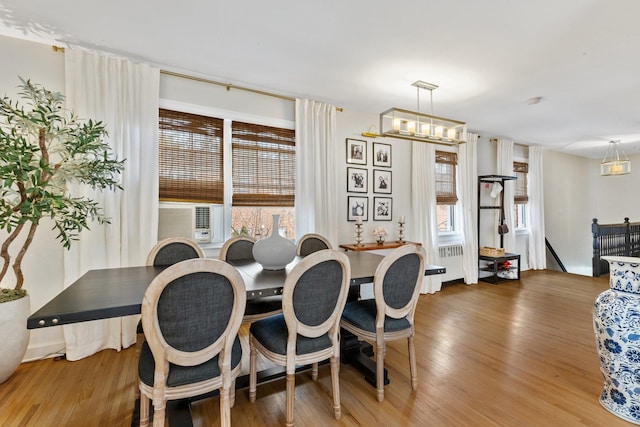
438 244 464 282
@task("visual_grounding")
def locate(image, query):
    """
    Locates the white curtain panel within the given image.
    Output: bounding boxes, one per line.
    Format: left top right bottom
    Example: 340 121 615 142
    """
62 47 160 361
496 139 516 253
458 133 478 284
528 146 546 269
411 142 442 293
294 99 338 245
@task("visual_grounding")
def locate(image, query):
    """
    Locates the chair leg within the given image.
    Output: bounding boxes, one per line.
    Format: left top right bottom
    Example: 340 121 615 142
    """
152 399 166 427
230 379 236 408
249 336 257 403
286 373 295 427
330 356 341 420
220 386 231 427
139 388 150 427
408 336 418 391
311 362 318 381
376 342 385 402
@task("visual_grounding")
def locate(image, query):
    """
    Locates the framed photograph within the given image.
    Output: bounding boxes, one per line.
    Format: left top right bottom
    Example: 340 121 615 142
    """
373 142 392 167
347 167 368 193
348 196 368 221
346 138 367 165
373 169 392 194
373 197 392 221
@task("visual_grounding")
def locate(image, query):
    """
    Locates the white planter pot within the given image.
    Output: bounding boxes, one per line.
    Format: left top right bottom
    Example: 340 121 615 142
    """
0 294 30 384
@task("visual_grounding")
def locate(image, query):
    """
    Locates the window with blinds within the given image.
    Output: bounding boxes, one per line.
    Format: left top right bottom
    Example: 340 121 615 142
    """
514 161 529 204
231 121 295 207
158 109 224 203
435 151 458 205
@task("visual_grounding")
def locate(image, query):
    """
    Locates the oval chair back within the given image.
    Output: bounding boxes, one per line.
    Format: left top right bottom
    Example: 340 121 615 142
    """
219 236 256 263
296 233 332 256
146 237 205 266
138 258 246 427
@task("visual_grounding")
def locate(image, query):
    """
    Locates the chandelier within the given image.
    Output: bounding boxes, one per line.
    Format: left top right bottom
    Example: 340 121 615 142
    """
601 140 631 176
379 81 467 145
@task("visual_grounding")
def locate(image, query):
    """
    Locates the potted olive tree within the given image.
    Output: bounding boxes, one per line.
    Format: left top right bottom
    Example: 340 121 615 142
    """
0 78 124 383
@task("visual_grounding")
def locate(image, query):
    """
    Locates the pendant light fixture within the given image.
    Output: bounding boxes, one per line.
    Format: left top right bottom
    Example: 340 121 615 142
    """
380 80 467 145
601 140 631 176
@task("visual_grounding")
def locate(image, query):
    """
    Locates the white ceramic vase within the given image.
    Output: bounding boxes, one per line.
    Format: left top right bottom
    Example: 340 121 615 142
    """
594 256 640 424
252 214 296 270
0 294 30 384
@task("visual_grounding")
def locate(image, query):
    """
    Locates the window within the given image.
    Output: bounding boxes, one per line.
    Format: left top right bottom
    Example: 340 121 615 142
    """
513 161 528 229
435 151 458 232
158 109 224 203
231 121 296 239
158 109 296 241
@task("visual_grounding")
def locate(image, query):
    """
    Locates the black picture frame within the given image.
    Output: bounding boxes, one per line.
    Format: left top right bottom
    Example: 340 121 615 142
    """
373 142 392 168
373 169 392 194
346 138 367 165
348 196 368 221
347 167 368 193
373 197 392 221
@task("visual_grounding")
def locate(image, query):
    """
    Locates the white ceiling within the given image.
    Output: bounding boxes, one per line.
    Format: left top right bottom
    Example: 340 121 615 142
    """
1 0 639 159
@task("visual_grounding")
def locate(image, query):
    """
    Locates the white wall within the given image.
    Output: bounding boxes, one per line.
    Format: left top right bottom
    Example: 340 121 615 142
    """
0 35 67 359
335 109 413 244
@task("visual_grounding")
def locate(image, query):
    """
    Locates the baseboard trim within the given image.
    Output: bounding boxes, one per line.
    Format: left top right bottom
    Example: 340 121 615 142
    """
23 342 66 363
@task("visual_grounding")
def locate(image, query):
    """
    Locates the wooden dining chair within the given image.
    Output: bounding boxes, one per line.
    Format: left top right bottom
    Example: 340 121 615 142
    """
138 259 246 427
146 237 205 266
340 244 426 402
248 249 350 427
137 237 205 336
220 236 282 323
296 233 332 256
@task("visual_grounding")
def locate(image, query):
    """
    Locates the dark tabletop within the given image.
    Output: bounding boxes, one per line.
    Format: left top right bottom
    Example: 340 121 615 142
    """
27 251 444 329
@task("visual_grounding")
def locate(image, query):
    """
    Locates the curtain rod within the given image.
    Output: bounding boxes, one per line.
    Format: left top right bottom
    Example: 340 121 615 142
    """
490 138 527 147
53 45 343 111
160 70 343 112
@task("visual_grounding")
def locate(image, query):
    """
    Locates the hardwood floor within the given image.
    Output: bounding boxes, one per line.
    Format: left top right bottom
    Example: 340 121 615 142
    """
0 270 630 426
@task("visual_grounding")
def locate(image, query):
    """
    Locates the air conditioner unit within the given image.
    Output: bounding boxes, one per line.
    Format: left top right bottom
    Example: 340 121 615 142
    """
158 204 212 243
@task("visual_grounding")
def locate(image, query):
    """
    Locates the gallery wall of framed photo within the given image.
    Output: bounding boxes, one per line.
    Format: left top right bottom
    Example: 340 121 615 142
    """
346 138 393 222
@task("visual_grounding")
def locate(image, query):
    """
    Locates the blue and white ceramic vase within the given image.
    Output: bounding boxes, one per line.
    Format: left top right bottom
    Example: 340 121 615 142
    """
594 256 640 424
252 214 296 270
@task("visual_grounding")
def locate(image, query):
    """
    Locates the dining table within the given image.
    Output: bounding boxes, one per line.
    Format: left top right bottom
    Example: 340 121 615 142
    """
28 250 445 426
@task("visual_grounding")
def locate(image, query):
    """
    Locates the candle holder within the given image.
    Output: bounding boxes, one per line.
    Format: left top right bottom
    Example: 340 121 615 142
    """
355 222 364 246
397 218 405 243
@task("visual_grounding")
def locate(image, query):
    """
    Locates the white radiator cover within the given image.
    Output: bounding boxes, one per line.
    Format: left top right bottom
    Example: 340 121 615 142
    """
438 244 464 282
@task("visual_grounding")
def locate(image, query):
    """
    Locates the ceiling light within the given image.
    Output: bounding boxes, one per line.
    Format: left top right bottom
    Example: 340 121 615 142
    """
601 140 631 176
379 80 467 145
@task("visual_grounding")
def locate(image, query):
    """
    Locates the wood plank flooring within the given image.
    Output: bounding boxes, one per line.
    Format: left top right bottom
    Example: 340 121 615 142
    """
0 270 631 426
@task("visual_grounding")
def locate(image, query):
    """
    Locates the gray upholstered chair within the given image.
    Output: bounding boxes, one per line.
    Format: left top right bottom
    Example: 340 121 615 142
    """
146 237 205 266
248 249 350 427
296 233 332 256
219 236 282 323
340 244 425 402
137 238 205 336
138 259 246 427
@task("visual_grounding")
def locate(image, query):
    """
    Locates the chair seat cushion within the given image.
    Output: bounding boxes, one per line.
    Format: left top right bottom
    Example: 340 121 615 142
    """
250 314 331 355
341 299 411 333
138 335 242 388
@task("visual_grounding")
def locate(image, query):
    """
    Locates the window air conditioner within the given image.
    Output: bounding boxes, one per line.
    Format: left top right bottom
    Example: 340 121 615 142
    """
158 204 212 243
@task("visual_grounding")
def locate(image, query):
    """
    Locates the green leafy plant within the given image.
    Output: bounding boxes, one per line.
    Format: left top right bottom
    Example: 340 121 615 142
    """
0 78 124 301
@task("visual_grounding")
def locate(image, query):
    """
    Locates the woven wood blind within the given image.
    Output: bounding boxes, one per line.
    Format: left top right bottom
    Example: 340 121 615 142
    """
158 109 224 203
231 121 295 207
435 151 458 205
514 161 529 204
